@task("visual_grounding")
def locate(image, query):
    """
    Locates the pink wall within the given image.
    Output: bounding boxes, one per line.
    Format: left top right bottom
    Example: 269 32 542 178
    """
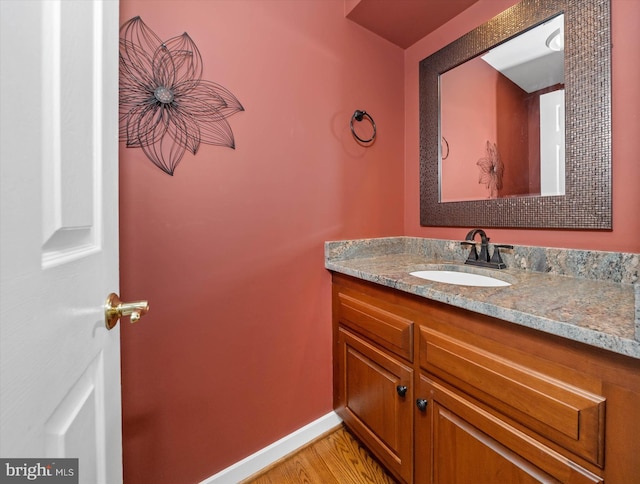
495 74 531 197
404 0 640 253
440 56 498 201
441 56 532 201
118 1 404 482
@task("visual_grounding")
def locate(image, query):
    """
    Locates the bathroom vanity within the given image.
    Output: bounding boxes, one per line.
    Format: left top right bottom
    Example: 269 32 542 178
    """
327 237 639 483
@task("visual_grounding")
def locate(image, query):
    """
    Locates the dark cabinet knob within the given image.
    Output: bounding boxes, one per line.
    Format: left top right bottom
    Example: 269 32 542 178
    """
396 385 408 397
416 398 428 412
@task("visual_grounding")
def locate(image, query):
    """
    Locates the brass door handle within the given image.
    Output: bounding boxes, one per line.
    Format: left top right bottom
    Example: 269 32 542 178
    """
104 293 149 330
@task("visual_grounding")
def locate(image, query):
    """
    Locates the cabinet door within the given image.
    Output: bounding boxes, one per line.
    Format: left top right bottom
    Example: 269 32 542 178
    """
415 375 603 484
336 328 413 483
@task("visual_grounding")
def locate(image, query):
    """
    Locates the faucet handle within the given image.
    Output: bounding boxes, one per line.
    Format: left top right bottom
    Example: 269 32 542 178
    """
490 244 514 268
461 240 478 262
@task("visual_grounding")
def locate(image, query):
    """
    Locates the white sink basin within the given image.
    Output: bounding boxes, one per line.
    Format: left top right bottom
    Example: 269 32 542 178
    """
410 269 511 287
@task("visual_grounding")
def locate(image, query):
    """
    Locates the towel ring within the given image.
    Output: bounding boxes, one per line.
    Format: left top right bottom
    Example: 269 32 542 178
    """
442 136 449 160
350 110 376 144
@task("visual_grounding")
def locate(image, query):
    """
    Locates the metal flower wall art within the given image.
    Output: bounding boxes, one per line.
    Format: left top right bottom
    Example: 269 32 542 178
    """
476 141 504 199
119 17 244 175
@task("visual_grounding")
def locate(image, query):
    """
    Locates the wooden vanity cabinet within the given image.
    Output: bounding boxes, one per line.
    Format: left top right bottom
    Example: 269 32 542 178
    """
332 273 640 483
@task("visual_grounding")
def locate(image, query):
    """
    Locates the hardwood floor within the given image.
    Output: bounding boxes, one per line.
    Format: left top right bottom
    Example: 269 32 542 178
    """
241 425 398 483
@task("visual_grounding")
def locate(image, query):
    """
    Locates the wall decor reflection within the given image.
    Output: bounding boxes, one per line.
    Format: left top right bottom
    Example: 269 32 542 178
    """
477 141 503 199
119 17 244 176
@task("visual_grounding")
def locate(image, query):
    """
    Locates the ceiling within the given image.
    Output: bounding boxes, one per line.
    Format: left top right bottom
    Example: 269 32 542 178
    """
481 14 564 93
345 0 481 49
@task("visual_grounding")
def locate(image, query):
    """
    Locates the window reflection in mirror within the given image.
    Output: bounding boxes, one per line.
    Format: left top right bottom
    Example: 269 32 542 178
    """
439 14 564 202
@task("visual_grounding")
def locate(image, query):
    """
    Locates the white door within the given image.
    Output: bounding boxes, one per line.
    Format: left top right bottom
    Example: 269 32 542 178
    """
539 89 565 196
0 1 126 483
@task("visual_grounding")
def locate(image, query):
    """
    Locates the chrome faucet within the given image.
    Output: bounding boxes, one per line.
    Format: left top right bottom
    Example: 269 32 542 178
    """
461 229 513 269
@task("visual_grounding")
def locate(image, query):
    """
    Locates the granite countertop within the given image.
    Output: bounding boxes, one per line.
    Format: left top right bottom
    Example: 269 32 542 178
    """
325 237 640 360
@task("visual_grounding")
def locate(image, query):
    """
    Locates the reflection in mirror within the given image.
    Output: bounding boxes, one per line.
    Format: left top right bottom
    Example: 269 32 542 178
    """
440 14 565 202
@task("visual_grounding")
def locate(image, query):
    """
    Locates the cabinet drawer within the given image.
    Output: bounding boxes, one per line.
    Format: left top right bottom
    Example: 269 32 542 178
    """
337 290 413 361
419 326 606 466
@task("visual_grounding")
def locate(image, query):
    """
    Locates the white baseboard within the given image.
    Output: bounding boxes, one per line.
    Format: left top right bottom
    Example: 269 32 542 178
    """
199 411 343 484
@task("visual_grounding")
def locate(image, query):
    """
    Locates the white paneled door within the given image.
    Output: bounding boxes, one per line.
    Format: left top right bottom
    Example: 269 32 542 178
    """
1 1 123 483
539 89 566 197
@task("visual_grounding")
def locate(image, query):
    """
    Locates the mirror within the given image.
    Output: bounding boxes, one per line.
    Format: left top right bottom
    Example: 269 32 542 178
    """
440 14 565 201
419 0 611 229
